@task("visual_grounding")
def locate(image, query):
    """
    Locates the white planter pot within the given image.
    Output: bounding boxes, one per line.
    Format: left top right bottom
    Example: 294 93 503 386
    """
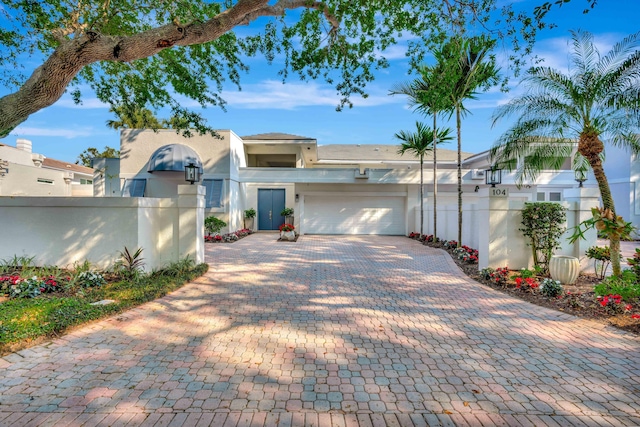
280 230 296 241
549 255 579 285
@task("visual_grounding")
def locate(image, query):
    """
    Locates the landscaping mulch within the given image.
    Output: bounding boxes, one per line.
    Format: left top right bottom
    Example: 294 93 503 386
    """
423 240 640 336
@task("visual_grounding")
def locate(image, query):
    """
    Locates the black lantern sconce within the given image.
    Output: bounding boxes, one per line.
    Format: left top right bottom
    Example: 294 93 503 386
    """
184 163 200 185
485 167 502 188
575 169 587 187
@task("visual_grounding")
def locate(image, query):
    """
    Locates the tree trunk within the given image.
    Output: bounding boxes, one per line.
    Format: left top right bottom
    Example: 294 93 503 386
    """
433 113 438 241
420 154 424 236
456 106 462 247
579 132 622 276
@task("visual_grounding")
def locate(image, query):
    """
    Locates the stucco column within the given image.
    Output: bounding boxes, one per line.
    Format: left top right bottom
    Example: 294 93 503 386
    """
478 187 509 270
562 187 599 270
178 184 205 265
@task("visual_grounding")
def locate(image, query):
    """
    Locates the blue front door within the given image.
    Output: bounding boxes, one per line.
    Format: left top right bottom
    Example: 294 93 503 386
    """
258 189 286 230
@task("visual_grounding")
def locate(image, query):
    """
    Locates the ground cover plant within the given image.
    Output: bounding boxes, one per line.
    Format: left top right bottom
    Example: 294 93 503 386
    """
410 233 640 335
0 255 208 355
204 228 254 243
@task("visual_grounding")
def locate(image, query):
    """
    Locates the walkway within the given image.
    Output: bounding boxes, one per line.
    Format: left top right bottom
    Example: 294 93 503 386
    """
1 235 639 426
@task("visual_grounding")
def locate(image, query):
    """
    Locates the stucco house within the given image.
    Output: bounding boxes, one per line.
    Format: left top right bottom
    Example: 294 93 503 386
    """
0 138 94 197
93 129 583 242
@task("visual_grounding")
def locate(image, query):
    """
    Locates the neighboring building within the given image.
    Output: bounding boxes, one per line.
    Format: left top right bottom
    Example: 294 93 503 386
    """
95 129 580 237
0 139 94 197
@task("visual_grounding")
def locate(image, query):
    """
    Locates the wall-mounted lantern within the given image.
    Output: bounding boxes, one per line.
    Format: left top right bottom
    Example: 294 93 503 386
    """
184 163 200 185
485 167 502 188
575 169 587 187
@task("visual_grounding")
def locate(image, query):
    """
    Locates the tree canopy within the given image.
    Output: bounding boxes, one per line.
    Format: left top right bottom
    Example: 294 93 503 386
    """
0 0 562 138
76 146 120 167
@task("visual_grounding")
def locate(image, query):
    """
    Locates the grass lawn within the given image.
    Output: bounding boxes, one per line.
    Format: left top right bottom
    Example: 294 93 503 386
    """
0 259 208 356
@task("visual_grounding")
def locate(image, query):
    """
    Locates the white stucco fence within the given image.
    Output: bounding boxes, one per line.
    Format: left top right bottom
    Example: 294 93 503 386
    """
0 185 204 271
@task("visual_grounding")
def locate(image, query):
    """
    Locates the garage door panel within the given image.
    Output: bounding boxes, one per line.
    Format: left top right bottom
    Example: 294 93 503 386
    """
305 196 404 235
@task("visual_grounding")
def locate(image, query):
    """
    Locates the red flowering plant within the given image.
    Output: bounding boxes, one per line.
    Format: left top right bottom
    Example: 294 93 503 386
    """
408 232 421 239
443 240 458 249
514 276 540 292
453 245 479 264
279 223 295 232
597 294 625 315
481 267 509 286
40 275 60 293
509 268 539 291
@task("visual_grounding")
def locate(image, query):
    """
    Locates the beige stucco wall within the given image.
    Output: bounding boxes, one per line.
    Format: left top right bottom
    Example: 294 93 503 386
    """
0 163 71 196
120 129 241 197
0 187 204 271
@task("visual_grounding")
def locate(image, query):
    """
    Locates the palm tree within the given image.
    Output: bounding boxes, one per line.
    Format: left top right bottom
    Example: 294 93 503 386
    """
439 36 500 247
390 65 454 240
395 122 452 235
490 30 640 276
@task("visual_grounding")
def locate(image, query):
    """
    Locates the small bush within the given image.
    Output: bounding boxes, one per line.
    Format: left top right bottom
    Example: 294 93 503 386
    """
76 271 106 288
540 278 563 297
586 246 614 279
595 271 640 301
8 277 42 299
627 248 640 277
205 216 227 235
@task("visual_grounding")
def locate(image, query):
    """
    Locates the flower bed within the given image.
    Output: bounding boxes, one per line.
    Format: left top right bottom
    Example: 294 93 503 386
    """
409 233 640 335
204 228 254 243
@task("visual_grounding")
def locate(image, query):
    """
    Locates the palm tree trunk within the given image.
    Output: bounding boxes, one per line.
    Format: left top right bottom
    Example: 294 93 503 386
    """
579 132 621 276
591 157 622 276
420 154 424 236
456 106 462 247
433 113 438 241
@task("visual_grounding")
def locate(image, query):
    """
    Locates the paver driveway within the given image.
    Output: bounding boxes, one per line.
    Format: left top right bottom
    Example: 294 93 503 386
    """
1 235 640 427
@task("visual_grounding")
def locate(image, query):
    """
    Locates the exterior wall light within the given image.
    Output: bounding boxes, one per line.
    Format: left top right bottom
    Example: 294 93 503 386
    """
575 169 587 187
485 167 502 188
184 163 200 184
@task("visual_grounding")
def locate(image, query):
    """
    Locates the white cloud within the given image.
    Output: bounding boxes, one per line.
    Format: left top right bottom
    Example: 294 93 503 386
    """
10 126 94 139
222 80 401 110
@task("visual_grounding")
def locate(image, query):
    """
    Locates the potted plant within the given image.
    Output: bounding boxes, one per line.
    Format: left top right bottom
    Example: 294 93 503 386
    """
279 223 296 241
244 208 256 230
281 207 294 225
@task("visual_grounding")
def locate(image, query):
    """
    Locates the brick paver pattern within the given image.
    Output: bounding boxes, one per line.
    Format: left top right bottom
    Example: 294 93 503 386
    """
1 235 640 426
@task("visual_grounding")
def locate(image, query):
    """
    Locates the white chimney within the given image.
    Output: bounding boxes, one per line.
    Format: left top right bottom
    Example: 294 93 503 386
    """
16 138 32 153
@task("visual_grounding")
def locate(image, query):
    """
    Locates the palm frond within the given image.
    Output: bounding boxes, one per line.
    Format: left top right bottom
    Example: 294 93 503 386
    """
570 30 599 76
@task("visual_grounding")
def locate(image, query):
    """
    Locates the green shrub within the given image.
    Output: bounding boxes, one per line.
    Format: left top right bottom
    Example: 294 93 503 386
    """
520 203 566 274
75 271 106 288
627 248 640 277
594 270 640 301
205 216 227 235
280 207 294 217
244 208 256 219
586 246 614 279
540 278 563 298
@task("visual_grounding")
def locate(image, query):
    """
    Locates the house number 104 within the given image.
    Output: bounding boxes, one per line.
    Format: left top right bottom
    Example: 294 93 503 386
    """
490 188 508 197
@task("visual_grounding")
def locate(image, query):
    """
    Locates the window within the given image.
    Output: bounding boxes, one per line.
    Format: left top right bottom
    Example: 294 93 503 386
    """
121 179 146 197
536 191 563 202
549 192 562 202
80 179 93 185
37 178 54 185
203 179 223 208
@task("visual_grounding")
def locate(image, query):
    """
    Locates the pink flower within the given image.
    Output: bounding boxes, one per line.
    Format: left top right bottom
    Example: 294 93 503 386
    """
625 304 633 312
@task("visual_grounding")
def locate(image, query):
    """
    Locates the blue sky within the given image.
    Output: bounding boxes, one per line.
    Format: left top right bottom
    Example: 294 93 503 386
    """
3 0 639 164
